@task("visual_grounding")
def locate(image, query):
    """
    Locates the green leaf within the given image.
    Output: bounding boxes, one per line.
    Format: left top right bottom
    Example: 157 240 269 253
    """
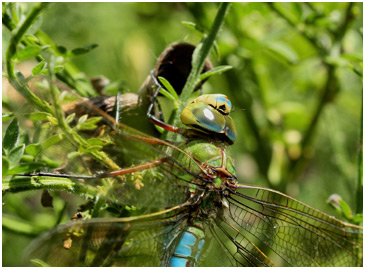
2 215 44 236
70 43 98 56
199 65 233 81
158 87 176 102
339 199 353 219
2 113 14 121
30 259 51 267
15 70 26 83
102 79 126 95
6 162 46 175
67 151 80 159
39 65 64 75
212 41 220 60
157 76 178 101
65 113 75 124
352 214 363 224
32 61 46 75
57 45 68 55
25 144 42 156
86 138 111 146
77 114 88 125
8 144 25 166
13 45 42 62
43 134 64 150
181 21 205 33
46 115 58 125
154 125 165 134
79 145 103 153
266 41 299 64
191 42 203 72
23 34 39 44
2 156 9 176
3 118 19 152
24 111 53 121
77 116 102 130
2 72 9 79
290 3 303 22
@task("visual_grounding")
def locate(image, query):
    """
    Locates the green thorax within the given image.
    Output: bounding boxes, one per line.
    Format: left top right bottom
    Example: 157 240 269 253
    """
172 139 236 187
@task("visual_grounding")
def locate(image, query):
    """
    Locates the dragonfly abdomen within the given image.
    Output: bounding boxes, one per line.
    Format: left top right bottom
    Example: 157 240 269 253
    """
169 225 205 267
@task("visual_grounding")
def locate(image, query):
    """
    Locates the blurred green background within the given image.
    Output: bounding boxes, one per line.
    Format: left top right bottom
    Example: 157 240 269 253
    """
2 2 363 266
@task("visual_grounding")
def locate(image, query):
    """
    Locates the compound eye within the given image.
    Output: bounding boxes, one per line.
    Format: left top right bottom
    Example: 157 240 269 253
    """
218 104 227 114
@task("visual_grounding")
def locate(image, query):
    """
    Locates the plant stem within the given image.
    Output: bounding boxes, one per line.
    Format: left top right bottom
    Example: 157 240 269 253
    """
47 57 121 171
355 102 363 214
167 3 230 139
180 3 230 103
3 177 98 199
5 2 120 172
5 3 53 114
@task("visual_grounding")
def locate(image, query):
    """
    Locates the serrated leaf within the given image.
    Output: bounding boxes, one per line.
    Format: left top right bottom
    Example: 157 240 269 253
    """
25 144 42 157
32 61 46 75
3 118 19 152
24 112 52 121
199 65 233 81
8 144 25 166
157 76 178 101
14 46 42 62
71 43 98 56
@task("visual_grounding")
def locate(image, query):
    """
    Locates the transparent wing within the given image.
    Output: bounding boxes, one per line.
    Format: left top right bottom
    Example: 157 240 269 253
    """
212 184 363 266
23 205 190 266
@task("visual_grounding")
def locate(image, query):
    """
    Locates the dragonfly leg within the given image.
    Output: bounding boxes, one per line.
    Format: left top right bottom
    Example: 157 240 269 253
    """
17 158 168 179
97 157 168 178
147 71 181 133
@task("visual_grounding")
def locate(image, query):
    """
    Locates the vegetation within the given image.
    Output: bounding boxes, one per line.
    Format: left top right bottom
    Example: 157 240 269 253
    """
2 2 362 266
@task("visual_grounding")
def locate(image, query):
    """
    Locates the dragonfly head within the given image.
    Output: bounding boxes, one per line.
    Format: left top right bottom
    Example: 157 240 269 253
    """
180 94 237 145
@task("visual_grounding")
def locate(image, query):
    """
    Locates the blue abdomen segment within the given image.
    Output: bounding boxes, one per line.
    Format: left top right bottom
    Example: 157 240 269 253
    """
169 226 205 267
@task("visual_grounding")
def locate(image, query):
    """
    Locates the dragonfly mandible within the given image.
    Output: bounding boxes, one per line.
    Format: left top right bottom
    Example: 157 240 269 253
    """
19 72 362 267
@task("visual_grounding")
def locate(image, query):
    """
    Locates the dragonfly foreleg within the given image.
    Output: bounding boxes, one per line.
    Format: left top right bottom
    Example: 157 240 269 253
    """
17 158 169 179
147 71 181 134
98 157 168 177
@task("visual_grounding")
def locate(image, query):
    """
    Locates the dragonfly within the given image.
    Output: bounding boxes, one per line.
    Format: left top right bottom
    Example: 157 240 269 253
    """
19 72 362 267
